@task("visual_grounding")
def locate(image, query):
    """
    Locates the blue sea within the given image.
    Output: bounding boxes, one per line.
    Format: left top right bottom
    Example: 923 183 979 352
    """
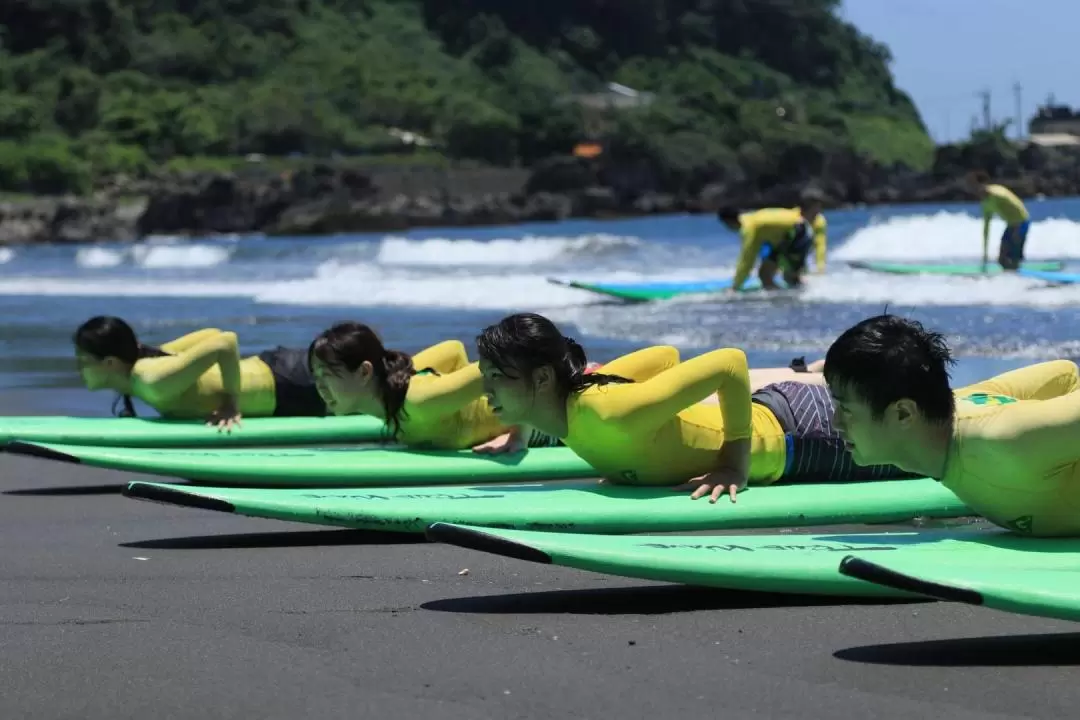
2 197 1080 416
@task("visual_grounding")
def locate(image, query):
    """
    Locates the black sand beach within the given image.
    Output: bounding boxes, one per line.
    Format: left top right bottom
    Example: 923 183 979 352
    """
0 393 1078 719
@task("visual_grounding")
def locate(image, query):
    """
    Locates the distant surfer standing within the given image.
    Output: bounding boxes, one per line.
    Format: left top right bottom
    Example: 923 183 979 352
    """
968 170 1031 271
718 188 828 292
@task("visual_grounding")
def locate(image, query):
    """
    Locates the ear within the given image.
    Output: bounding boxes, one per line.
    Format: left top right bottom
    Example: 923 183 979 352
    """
533 365 556 391
892 398 920 426
358 360 374 380
102 356 123 372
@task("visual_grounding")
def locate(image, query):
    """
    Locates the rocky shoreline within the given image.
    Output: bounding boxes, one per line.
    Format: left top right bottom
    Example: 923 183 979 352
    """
3 142 1079 245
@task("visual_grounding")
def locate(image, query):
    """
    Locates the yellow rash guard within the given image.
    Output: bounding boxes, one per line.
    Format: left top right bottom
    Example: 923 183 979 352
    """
982 184 1029 244
398 345 690 451
561 346 786 485
396 362 507 449
941 360 1080 536
413 340 469 375
600 345 681 381
136 333 467 422
732 208 827 290
132 329 273 418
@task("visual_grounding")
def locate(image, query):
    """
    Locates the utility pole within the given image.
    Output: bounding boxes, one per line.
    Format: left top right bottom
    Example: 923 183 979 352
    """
977 88 992 130
1014 82 1023 140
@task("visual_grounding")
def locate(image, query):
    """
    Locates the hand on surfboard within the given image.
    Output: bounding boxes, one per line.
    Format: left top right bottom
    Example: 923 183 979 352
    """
675 438 751 503
675 467 749 503
471 429 525 455
206 396 243 434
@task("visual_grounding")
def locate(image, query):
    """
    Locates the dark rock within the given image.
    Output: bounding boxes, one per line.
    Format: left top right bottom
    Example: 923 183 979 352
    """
519 192 572 222
0 196 139 245
525 156 596 195
6 140 1080 246
572 187 620 217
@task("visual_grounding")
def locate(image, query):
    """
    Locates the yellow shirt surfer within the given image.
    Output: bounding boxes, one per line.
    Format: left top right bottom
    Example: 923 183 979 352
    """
969 171 1031 270
75 316 265 431
308 321 525 450
476 312 910 503
825 314 1080 537
719 190 827 291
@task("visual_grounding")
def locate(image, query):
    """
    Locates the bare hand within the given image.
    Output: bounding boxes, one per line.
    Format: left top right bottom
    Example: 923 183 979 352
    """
207 396 243 434
472 430 524 455
672 467 748 504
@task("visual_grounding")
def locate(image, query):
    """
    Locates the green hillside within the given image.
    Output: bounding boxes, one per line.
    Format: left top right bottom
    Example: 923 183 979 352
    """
0 0 932 195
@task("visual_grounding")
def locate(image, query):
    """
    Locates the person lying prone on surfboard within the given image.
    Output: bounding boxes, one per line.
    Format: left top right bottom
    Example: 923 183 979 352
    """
474 312 911 502
74 316 316 432
72 316 465 434
825 314 1080 537
308 321 557 450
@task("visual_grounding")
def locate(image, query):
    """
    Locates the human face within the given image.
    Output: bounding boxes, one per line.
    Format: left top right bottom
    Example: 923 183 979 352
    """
829 383 899 467
311 358 372 416
74 348 122 391
479 358 543 425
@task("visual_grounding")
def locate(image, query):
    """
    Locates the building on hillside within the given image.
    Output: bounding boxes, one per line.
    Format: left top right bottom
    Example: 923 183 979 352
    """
1028 103 1080 146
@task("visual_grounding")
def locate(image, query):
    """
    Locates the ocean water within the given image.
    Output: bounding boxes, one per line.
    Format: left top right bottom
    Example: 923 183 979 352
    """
2 196 1079 416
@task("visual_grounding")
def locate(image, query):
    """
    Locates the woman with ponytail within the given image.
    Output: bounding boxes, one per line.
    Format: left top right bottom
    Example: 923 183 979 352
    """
475 313 912 503
308 321 548 450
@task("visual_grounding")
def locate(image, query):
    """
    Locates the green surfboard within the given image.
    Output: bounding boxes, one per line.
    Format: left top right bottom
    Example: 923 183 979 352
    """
0 414 387 447
847 260 1063 276
121 477 970 533
8 441 595 485
427 523 1079 597
839 556 1080 623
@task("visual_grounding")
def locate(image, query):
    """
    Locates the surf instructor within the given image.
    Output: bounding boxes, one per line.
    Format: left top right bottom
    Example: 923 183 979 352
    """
824 314 1080 536
719 188 828 292
969 170 1031 271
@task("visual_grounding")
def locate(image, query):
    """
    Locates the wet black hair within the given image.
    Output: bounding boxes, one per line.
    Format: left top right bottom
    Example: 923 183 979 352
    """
716 206 741 225
307 321 437 440
475 313 632 398
73 316 169 417
824 314 956 424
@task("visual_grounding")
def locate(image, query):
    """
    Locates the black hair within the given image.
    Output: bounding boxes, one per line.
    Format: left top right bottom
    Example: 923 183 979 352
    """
475 313 632 398
307 321 437 440
824 314 956 424
72 316 169 417
716 206 741 225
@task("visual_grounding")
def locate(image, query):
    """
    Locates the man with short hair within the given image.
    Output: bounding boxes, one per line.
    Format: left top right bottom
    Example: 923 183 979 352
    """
823 314 1080 536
